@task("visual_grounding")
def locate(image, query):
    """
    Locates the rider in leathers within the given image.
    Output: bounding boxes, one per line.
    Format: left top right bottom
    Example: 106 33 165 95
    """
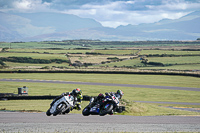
51 88 83 110
91 90 124 113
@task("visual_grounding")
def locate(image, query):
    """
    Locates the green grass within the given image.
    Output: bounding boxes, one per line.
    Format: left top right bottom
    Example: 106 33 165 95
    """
0 45 200 116
0 42 67 49
0 73 200 116
1 41 200 49
94 49 137 55
97 58 143 67
147 56 200 64
1 47 200 71
0 81 199 103
1 73 199 88
7 49 93 54
139 64 200 70
0 52 68 60
95 56 200 70
120 100 200 116
140 49 200 55
1 100 199 116
5 62 69 67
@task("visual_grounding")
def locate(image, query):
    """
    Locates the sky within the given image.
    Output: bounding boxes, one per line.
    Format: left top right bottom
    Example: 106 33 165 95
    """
0 0 200 28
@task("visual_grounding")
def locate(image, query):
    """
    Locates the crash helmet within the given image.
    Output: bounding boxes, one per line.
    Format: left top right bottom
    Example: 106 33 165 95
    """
116 90 124 99
72 88 82 95
98 93 105 99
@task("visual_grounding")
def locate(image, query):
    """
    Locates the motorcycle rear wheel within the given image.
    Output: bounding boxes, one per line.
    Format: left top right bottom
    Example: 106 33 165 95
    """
99 103 113 116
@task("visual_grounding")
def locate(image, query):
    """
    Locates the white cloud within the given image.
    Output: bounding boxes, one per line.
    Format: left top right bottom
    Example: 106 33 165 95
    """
147 0 200 11
13 0 32 10
1 0 199 28
62 0 195 28
0 0 52 13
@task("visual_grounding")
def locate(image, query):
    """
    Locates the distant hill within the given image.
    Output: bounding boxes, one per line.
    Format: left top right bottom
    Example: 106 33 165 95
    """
115 11 200 40
14 12 103 32
0 11 199 42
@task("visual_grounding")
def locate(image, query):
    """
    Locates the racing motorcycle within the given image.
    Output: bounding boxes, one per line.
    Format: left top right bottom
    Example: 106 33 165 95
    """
46 93 74 116
82 93 121 116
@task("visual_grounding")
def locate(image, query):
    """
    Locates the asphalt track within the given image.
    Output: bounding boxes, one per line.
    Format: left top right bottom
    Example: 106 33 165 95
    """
0 112 200 132
0 78 200 91
1 78 200 106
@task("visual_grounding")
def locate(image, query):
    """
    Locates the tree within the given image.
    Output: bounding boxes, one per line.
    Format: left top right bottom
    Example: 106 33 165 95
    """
1 48 9 52
0 60 6 66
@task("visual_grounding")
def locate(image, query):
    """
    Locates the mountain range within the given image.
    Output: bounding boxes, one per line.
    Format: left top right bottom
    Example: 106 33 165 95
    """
0 11 200 42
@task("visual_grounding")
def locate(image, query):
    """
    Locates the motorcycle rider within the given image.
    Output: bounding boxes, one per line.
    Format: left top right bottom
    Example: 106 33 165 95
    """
51 88 83 111
91 90 124 112
105 90 124 114
71 88 83 110
93 90 124 104
106 90 124 99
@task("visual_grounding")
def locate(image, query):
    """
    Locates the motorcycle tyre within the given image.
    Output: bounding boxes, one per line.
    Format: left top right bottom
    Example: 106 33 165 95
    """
63 108 70 114
46 109 51 116
53 103 66 116
82 106 90 116
99 103 113 116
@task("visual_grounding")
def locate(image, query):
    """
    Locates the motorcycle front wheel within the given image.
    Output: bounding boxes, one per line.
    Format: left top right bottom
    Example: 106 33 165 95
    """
46 109 51 116
99 103 113 116
53 103 66 116
82 105 90 116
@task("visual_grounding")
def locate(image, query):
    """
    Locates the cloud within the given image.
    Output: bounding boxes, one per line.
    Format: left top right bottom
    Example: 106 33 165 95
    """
62 0 197 27
147 0 200 11
0 0 52 12
0 0 200 28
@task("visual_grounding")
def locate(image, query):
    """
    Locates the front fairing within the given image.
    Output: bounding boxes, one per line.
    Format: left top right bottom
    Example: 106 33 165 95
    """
50 95 74 113
89 104 100 114
103 95 119 107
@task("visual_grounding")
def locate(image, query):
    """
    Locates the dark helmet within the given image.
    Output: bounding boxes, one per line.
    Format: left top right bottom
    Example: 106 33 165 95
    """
116 90 124 99
72 88 82 95
98 93 105 98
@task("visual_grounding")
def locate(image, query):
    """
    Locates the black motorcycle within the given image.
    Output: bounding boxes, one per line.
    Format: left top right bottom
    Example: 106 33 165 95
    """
82 94 122 116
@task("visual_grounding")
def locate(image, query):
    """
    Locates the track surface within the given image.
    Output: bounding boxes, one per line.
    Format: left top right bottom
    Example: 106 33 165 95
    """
1 78 200 91
0 112 200 132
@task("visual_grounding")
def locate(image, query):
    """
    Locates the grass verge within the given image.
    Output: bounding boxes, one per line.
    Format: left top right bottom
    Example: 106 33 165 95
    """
0 100 200 116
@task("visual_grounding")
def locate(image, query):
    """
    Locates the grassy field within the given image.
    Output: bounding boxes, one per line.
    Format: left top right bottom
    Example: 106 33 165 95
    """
0 41 200 116
140 49 200 55
1 73 200 88
0 73 200 116
146 56 200 65
1 46 200 71
1 100 199 116
1 41 200 49
0 52 68 60
7 49 93 54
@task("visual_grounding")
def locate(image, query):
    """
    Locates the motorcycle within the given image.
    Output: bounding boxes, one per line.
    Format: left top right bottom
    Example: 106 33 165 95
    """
82 94 121 116
46 93 74 116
